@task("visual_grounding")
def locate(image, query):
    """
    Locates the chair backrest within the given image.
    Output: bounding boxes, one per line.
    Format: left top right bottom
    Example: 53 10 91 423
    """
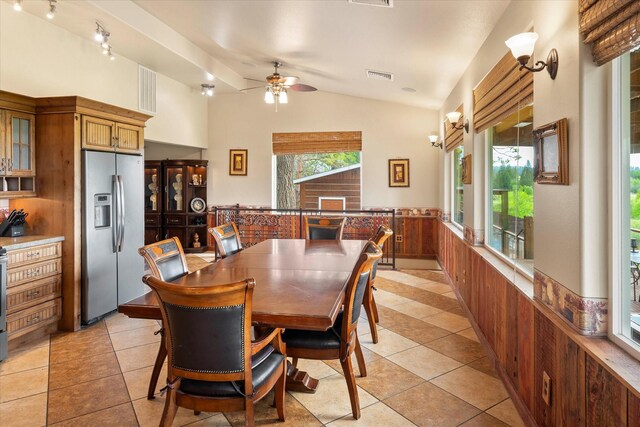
138 237 189 281
340 241 383 345
304 216 346 240
143 275 254 393
370 226 393 280
209 222 243 258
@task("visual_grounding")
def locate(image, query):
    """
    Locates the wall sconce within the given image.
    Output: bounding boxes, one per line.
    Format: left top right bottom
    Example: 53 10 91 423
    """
201 84 215 96
505 32 558 80
428 133 442 149
446 111 469 133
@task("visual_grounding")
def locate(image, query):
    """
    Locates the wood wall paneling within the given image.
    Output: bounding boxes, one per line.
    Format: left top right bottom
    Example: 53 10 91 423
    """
586 354 627 426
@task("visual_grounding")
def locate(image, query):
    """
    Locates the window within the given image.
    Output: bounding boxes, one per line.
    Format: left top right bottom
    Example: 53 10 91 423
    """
486 105 534 275
275 152 360 209
452 145 464 226
613 48 640 352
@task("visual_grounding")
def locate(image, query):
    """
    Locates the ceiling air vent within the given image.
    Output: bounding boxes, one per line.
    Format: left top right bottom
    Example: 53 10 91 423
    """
366 69 394 82
349 0 393 8
138 65 157 114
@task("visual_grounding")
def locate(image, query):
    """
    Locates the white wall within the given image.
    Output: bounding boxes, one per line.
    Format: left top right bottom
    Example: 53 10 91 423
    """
439 1 609 298
0 1 207 148
207 90 439 208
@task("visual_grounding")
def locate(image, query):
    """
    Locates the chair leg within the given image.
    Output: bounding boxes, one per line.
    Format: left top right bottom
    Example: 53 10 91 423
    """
363 289 378 344
245 399 255 427
274 361 286 421
160 383 179 427
354 334 367 378
148 341 167 400
194 411 201 415
340 355 361 420
371 291 380 323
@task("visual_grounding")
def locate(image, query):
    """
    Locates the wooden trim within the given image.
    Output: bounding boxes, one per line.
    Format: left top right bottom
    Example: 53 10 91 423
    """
272 131 362 155
35 96 151 127
0 91 36 113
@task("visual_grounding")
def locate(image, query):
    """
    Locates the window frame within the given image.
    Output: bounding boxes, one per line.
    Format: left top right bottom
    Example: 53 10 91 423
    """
609 52 640 360
451 144 464 230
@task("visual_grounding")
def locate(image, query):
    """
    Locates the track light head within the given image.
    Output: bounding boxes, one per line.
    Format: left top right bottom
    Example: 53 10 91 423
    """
46 0 57 19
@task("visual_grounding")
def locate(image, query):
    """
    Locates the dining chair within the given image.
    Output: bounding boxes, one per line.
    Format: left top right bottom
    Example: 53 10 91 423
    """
143 275 287 427
632 263 640 301
363 225 393 343
138 237 190 400
282 241 383 419
209 222 243 258
304 216 346 240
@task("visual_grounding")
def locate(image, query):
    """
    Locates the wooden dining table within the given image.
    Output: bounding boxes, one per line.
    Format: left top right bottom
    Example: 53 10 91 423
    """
119 238 368 395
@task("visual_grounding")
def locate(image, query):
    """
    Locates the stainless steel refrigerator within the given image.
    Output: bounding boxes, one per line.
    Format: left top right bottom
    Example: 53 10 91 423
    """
81 150 145 324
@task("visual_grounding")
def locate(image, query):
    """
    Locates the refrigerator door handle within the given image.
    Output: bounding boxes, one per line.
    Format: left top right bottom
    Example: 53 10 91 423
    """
112 175 119 253
118 175 125 251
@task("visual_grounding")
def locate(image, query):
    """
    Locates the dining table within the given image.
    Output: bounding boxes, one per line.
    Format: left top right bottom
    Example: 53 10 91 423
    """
119 238 368 396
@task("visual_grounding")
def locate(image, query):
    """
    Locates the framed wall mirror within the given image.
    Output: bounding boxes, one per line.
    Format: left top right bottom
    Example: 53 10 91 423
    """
533 118 568 185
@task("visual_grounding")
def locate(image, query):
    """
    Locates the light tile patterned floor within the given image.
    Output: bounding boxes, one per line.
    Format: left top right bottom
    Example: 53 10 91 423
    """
0 268 525 426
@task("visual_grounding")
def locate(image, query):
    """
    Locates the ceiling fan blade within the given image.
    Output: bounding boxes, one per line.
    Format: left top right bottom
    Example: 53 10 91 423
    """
244 77 266 83
283 76 299 86
239 85 265 92
289 84 317 92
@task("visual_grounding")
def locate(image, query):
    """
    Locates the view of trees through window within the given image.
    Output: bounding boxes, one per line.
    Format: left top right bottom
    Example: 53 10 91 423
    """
276 152 360 209
452 146 464 225
488 105 534 273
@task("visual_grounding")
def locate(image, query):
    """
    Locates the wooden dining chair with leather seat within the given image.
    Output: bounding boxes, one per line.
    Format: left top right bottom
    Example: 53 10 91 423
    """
364 225 393 343
143 275 287 427
304 216 346 240
138 237 190 400
281 241 382 420
209 222 243 258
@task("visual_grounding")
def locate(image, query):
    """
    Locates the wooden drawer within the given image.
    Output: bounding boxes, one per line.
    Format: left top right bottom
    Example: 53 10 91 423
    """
7 298 61 339
7 274 61 314
8 242 62 268
165 214 186 226
145 214 160 226
7 258 62 288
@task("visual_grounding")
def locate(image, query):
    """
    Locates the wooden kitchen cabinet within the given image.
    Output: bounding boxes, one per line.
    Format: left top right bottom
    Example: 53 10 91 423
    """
0 92 37 197
6 240 63 342
82 115 144 154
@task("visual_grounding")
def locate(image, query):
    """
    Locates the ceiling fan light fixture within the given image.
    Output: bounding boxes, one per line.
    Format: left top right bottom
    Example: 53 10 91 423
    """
279 88 288 104
264 88 275 104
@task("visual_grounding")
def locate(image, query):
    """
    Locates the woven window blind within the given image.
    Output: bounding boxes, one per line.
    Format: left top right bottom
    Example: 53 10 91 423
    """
272 131 362 155
579 0 640 66
473 52 533 133
444 105 464 152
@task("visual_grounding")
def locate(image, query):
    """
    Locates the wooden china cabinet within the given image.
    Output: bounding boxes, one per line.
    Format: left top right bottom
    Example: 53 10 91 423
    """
144 159 208 252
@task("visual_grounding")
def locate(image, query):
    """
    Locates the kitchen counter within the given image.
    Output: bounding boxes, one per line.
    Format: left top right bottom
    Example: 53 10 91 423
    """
0 235 64 251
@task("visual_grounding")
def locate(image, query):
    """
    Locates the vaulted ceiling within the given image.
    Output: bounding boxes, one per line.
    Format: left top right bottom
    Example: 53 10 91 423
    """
13 0 511 110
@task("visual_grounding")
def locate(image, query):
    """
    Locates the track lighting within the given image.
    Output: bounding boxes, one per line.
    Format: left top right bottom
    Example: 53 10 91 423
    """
428 133 442 149
446 111 469 133
13 0 22 12
94 23 109 44
505 32 558 80
201 84 214 97
108 48 115 61
46 0 57 19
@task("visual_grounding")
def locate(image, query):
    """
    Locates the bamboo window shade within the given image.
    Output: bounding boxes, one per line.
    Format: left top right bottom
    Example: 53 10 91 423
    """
473 52 533 133
444 105 464 152
272 131 362 155
579 0 640 66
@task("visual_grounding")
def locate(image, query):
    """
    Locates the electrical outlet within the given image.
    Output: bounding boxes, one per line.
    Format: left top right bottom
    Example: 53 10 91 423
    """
395 235 403 243
542 371 551 405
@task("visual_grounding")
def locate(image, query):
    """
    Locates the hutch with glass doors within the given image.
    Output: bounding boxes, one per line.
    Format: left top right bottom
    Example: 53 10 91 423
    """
144 159 208 252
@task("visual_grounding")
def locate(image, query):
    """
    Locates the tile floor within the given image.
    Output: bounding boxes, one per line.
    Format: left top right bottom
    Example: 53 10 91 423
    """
0 268 525 426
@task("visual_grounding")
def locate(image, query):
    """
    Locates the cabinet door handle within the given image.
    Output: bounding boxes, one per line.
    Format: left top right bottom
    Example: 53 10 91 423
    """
27 315 40 324
8 158 13 172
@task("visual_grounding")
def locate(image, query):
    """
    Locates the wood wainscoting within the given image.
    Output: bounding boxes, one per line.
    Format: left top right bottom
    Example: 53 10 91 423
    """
438 221 640 426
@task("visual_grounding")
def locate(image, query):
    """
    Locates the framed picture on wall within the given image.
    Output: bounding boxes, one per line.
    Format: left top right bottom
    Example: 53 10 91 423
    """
229 149 248 176
388 159 410 187
461 154 472 184
533 118 568 185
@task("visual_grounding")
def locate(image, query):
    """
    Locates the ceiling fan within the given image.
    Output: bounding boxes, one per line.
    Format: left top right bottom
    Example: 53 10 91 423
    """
242 61 317 109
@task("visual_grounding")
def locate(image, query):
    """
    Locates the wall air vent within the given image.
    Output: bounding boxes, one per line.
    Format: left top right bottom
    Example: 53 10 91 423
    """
138 65 157 114
366 69 394 81
349 0 393 8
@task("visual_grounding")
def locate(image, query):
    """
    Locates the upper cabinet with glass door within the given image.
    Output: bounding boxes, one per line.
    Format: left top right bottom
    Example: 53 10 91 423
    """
6 110 35 177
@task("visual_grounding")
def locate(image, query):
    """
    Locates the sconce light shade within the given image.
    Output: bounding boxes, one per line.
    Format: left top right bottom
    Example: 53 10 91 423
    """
428 132 442 149
445 111 462 125
505 32 538 64
505 32 558 80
